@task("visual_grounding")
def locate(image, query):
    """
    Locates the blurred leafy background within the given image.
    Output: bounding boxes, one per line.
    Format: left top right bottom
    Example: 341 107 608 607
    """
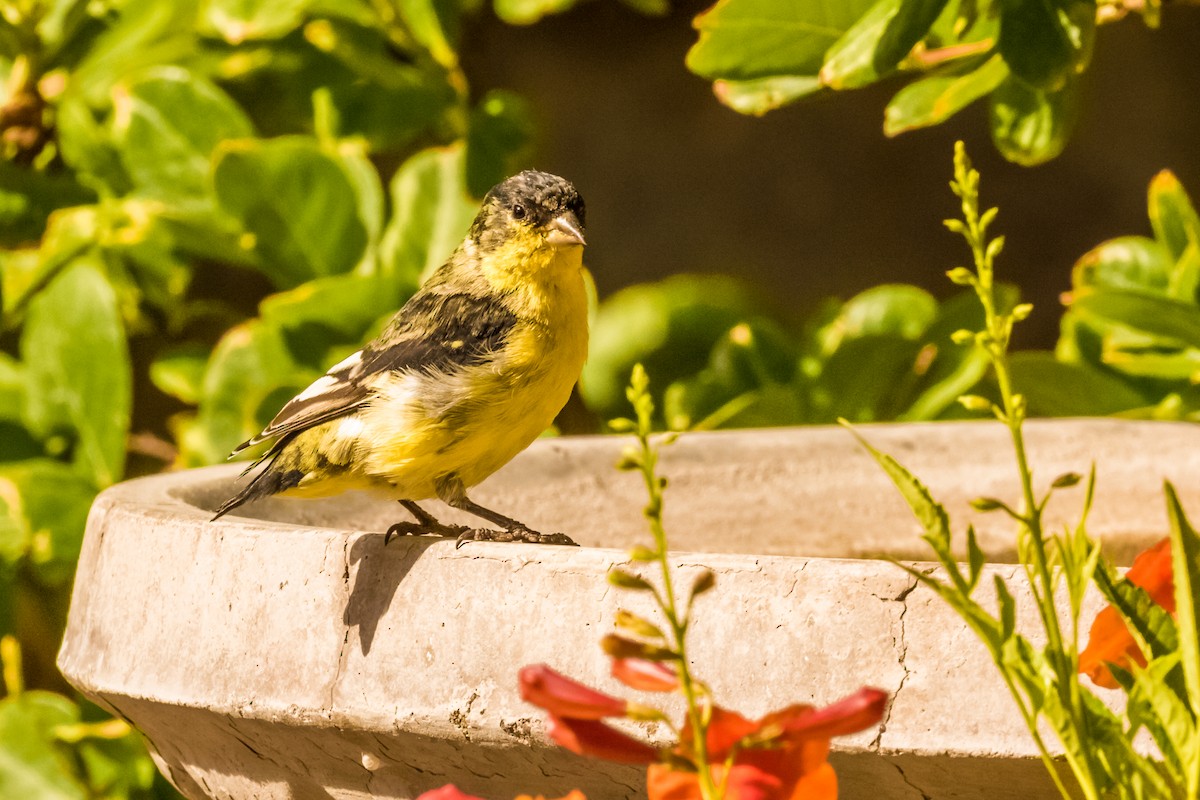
0 0 1197 796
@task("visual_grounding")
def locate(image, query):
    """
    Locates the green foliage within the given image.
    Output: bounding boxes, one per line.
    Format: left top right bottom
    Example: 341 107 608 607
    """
0 0 562 794
0 638 162 799
686 0 1170 165
583 275 1003 430
853 142 1200 800
1039 170 1200 420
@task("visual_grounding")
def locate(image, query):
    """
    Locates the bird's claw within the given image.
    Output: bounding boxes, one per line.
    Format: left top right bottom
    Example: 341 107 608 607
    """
384 520 470 545
454 526 578 549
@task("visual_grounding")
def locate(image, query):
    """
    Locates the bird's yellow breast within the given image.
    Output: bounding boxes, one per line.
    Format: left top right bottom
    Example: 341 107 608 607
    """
337 243 590 499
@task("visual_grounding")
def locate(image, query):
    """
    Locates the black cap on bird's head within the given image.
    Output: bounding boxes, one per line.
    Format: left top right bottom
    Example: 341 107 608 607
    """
471 170 586 251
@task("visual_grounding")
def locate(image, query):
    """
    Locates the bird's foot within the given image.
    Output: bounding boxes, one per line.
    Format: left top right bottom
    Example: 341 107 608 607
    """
454 525 578 549
384 520 471 545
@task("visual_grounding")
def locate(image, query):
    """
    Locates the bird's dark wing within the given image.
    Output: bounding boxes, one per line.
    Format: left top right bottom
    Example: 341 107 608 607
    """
230 291 518 456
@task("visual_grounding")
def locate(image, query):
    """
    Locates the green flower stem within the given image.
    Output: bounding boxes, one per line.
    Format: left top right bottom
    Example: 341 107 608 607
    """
951 143 1101 800
626 368 719 799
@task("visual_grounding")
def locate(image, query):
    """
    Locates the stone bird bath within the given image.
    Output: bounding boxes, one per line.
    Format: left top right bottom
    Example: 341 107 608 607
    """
58 420 1200 799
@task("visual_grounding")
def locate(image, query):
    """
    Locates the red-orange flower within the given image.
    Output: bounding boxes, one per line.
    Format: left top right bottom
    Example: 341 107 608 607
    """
415 786 587 800
547 714 660 763
519 664 629 719
646 688 888 800
520 663 660 764
1079 537 1175 689
612 658 680 692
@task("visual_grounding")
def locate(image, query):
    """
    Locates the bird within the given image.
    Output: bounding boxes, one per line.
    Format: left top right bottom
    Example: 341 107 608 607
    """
212 170 590 546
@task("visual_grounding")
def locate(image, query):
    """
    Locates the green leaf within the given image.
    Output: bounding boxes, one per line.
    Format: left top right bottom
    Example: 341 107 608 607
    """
989 73 1080 166
885 55 1008 136
72 729 159 798
817 284 938 347
997 0 1095 92
711 75 822 116
0 691 86 800
618 0 670 16
607 568 655 592
994 574 1015 640
900 287 1014 421
1165 483 1200 738
0 460 96 587
0 162 96 248
466 91 535 198
259 272 409 368
1071 290 1200 349
1092 560 1178 663
965 525 984 591
0 356 40 464
183 320 302 466
149 343 210 405
0 481 29 568
378 145 477 291
394 0 462 66
112 66 253 205
21 259 131 487
213 137 369 288
874 0 951 71
493 0 578 25
66 0 202 106
687 0 877 82
1127 654 1195 782
1149 170 1200 263
331 144 386 258
820 0 902 90
614 609 666 641
243 18 453 153
3 206 98 322
201 0 310 42
844 424 952 552
581 275 760 420
600 634 677 662
1072 236 1173 295
1007 352 1149 415
54 97 133 196
815 336 923 422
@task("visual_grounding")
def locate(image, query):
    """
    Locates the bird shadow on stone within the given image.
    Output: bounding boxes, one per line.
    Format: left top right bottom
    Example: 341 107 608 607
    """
343 532 437 656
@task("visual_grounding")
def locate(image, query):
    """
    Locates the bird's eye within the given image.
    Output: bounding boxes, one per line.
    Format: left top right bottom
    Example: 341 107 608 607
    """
511 204 526 220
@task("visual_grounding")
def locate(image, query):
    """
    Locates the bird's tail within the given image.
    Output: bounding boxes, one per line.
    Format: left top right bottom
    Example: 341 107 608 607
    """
211 453 304 521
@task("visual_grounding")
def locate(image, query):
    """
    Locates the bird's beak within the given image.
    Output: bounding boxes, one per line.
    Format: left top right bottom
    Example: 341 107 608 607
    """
546 211 586 248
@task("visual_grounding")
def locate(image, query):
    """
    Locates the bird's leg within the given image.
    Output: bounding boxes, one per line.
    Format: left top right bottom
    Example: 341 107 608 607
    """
434 475 577 547
385 500 471 544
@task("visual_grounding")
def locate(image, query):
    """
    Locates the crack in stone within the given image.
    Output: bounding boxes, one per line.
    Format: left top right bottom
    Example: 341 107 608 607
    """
329 535 354 714
887 756 933 800
872 573 920 751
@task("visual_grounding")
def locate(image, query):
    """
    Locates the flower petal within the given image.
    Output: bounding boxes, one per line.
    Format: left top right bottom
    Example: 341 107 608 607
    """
1080 537 1175 690
1127 537 1176 611
768 687 888 742
416 786 487 800
698 705 759 758
612 658 680 692
546 715 659 764
519 664 628 719
646 764 703 800
647 738 836 800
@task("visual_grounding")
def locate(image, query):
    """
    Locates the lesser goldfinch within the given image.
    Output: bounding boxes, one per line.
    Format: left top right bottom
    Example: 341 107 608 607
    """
213 171 589 546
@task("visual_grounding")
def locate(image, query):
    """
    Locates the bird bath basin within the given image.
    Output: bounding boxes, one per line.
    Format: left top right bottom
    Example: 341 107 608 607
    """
57 419 1200 799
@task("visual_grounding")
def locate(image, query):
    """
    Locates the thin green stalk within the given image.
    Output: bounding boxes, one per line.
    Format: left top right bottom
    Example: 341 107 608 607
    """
622 366 719 799
949 142 1103 800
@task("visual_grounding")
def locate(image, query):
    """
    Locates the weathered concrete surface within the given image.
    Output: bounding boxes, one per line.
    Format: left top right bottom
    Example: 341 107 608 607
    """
58 420 1200 799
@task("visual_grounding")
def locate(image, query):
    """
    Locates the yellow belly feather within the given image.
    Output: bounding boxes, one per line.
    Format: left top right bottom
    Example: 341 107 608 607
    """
280 244 589 502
